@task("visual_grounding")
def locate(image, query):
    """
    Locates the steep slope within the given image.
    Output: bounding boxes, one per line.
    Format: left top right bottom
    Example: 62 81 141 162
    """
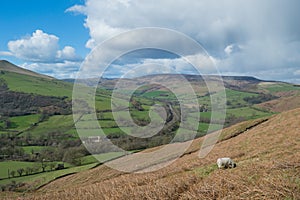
258 95 300 112
0 60 52 80
17 108 300 199
0 60 73 98
0 61 74 118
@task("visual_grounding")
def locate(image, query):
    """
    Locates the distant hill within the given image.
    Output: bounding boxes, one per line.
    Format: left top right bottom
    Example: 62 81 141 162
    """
65 74 263 91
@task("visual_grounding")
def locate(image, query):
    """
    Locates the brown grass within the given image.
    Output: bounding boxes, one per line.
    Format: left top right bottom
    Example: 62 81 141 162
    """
3 108 300 200
258 94 300 112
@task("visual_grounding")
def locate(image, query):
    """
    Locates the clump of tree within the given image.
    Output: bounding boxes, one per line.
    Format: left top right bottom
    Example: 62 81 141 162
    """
0 89 71 117
243 93 277 105
130 98 144 111
0 181 25 192
62 146 88 166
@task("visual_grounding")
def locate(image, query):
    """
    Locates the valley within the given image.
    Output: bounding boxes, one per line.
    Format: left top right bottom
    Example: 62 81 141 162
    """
0 60 299 198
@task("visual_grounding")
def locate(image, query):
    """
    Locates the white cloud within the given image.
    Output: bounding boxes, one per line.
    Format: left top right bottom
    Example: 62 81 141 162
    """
7 30 81 63
65 5 86 14
56 46 78 60
21 61 81 79
0 51 13 56
102 53 217 78
67 0 251 50
293 70 300 76
224 44 243 55
67 0 300 83
8 30 59 62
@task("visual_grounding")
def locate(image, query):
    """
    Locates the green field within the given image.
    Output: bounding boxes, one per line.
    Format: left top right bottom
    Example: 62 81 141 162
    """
197 107 272 121
21 115 74 137
0 161 37 179
198 123 224 133
140 90 176 100
197 88 260 109
260 82 300 93
22 146 48 154
0 114 41 132
95 94 112 111
226 107 273 119
0 163 96 190
0 71 73 97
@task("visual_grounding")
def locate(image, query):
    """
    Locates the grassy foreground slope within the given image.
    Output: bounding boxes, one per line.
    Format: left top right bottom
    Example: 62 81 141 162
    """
12 108 300 200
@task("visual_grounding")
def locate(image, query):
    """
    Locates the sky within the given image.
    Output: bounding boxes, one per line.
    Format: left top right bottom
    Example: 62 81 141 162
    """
1 0 300 83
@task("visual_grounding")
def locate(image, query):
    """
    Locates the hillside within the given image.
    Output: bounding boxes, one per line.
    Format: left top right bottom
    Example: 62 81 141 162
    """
8 108 299 199
0 61 73 117
1 61 300 199
0 60 73 98
258 94 300 112
0 60 52 80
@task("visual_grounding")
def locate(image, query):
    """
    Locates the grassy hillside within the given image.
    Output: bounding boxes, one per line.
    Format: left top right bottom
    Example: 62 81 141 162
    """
0 71 73 98
0 60 52 80
8 108 299 199
0 60 73 98
1 61 300 198
258 94 300 112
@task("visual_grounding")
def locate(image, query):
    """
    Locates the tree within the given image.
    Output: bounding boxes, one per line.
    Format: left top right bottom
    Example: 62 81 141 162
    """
41 159 47 172
3 119 11 129
17 168 24 177
25 167 33 175
32 163 40 173
49 163 56 171
10 170 16 178
63 147 85 166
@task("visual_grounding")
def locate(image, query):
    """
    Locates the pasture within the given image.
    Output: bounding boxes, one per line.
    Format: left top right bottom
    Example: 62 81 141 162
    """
0 71 73 98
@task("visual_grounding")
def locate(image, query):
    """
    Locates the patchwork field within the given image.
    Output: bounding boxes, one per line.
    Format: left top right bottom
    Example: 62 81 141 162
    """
1 61 300 198
10 108 299 200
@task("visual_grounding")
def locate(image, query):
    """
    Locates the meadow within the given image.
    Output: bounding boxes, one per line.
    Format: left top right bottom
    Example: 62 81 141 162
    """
1 67 300 195
0 71 73 98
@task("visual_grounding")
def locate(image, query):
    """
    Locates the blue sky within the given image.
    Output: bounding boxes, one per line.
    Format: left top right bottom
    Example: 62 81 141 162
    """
0 0 88 77
0 0 88 55
1 0 300 83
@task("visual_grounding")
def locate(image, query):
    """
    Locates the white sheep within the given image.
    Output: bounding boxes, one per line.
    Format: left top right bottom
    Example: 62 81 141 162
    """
217 157 237 169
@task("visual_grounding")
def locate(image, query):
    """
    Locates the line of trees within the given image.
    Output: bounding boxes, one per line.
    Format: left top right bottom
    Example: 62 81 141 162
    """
7 161 60 180
0 130 89 168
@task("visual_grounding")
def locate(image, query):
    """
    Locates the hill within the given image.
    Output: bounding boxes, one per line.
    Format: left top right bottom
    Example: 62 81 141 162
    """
1 60 300 199
0 60 73 98
10 108 300 199
0 60 52 80
0 61 73 117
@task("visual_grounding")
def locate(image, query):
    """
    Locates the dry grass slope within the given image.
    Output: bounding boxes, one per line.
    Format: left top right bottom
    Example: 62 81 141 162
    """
258 94 300 113
3 108 300 199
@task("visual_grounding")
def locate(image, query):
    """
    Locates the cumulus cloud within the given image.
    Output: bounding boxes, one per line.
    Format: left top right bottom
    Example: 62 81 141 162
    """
21 61 80 79
101 53 217 79
7 30 81 63
67 0 300 82
56 46 78 61
224 44 243 56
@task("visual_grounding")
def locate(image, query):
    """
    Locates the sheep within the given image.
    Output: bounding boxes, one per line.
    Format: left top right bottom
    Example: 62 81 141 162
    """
217 157 237 169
